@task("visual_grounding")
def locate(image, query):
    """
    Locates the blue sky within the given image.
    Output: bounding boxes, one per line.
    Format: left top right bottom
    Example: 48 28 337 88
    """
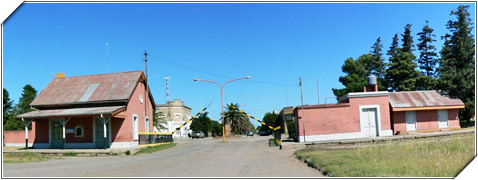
3 3 475 126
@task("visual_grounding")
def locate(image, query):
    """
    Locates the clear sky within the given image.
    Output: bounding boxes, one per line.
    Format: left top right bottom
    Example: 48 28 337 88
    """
3 2 475 126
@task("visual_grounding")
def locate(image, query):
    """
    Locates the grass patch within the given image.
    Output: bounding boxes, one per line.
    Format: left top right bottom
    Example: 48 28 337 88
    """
134 143 176 155
3 152 59 163
295 133 475 177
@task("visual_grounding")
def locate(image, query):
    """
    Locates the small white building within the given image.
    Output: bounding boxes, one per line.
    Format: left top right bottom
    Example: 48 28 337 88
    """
155 99 192 138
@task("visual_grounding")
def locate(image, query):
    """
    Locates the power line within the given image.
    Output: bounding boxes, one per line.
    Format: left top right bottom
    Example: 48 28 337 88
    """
148 54 296 86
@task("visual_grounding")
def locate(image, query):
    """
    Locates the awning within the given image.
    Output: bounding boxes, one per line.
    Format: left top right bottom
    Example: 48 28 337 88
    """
16 106 126 120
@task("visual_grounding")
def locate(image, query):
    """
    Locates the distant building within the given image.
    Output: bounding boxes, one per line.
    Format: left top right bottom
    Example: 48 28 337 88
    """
155 99 192 138
278 106 295 134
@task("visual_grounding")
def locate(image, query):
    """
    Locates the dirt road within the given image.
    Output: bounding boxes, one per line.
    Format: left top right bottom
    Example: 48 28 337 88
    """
3 136 323 177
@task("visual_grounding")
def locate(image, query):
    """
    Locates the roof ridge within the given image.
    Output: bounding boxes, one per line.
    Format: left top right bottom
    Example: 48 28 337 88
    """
55 70 143 79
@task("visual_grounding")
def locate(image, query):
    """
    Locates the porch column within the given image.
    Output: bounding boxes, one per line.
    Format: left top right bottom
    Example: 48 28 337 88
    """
100 114 111 149
21 118 32 149
59 118 71 149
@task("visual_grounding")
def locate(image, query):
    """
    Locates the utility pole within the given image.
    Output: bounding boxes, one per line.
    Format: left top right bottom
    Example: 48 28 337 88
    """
299 77 306 142
144 51 150 132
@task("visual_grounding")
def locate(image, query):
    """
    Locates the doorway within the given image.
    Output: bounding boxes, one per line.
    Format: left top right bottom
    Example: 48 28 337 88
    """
50 119 64 149
360 107 379 137
406 111 417 131
438 110 449 128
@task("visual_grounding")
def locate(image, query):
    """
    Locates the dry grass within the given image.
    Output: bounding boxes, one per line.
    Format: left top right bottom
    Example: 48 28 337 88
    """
3 152 61 163
295 133 475 177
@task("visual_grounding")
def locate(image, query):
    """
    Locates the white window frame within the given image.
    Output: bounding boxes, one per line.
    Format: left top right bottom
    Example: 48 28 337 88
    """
74 125 84 137
133 114 139 140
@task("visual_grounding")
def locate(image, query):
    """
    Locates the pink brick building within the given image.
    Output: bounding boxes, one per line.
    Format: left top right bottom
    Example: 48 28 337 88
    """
11 71 155 149
389 91 464 134
294 91 393 142
293 86 464 142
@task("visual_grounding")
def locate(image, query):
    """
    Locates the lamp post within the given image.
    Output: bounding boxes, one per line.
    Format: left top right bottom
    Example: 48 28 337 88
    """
193 76 250 143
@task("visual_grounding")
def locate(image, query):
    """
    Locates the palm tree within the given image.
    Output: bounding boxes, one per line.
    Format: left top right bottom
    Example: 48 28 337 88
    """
153 111 167 131
224 103 251 134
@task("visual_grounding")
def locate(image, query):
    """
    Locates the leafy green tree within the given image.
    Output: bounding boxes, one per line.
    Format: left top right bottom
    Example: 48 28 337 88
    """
333 54 387 98
386 25 420 91
4 85 37 130
438 5 475 125
286 121 295 139
3 88 13 126
417 20 438 76
224 103 250 134
259 112 279 135
190 112 211 137
210 120 223 136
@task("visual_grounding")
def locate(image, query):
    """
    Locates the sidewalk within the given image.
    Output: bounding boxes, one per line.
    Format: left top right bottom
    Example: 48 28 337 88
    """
281 129 475 149
2 147 137 156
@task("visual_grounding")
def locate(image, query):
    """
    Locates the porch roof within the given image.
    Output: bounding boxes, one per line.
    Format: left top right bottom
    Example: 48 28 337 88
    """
16 106 125 120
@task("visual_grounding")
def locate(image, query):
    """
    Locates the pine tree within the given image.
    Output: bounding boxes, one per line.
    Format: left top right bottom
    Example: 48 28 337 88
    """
3 88 13 127
4 85 37 130
387 34 400 57
401 24 415 53
386 25 420 91
438 5 475 125
369 37 386 78
415 21 438 90
417 20 438 76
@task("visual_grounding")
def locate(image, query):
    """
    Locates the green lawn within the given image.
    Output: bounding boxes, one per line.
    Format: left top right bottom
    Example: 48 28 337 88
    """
135 143 176 155
295 133 475 177
3 152 60 163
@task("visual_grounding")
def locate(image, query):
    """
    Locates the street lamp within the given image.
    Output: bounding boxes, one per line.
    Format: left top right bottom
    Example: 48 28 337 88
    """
193 76 250 143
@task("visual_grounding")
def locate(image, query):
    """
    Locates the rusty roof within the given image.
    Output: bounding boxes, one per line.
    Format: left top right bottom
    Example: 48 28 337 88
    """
389 91 464 108
30 71 153 107
17 106 125 119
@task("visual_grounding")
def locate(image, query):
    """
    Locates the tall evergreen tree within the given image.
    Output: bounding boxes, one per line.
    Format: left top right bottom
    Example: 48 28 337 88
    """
415 20 438 90
4 85 37 130
401 24 415 53
369 37 386 78
3 88 13 126
386 25 420 91
387 34 400 57
438 5 475 125
417 20 438 76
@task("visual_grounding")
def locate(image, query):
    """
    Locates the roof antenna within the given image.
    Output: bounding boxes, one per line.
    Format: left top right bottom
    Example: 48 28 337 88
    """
106 42 110 73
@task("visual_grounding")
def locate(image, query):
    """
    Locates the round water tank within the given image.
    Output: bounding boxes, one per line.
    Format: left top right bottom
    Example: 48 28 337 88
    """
367 75 377 85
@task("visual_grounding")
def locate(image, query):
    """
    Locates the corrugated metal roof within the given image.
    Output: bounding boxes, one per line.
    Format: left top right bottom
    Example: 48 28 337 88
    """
30 71 145 107
389 91 464 108
17 106 125 119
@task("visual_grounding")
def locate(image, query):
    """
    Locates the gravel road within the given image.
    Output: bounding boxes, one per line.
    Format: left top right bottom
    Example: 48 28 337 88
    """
3 136 323 177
